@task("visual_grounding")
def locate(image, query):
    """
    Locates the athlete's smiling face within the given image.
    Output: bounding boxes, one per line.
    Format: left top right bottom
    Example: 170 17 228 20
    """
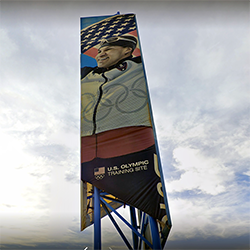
95 45 132 69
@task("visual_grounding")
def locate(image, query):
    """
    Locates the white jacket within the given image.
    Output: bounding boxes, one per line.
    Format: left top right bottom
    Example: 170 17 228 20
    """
81 58 152 137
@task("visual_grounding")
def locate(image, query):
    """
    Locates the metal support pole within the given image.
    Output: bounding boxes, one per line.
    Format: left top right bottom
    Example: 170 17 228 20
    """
138 212 148 250
101 201 133 250
149 216 162 250
130 206 138 249
94 186 101 250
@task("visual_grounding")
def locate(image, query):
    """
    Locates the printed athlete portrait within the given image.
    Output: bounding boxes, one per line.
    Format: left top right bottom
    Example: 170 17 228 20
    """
81 35 155 163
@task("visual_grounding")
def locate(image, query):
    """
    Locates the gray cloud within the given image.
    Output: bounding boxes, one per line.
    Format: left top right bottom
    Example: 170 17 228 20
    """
28 144 70 162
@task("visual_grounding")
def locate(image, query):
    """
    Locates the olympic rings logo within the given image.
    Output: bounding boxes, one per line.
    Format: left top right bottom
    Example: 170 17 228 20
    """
95 174 105 180
81 77 147 123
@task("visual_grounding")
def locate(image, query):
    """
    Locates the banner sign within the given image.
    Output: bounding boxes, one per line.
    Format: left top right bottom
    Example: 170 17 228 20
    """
80 13 171 237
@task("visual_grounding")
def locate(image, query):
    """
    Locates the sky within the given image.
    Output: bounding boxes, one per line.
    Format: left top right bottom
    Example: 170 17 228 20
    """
0 0 249 249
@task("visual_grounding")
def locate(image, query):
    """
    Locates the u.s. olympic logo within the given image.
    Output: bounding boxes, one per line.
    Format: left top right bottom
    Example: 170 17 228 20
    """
94 167 105 180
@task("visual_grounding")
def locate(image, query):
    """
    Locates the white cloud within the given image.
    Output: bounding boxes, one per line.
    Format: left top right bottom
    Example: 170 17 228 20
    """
243 170 250 176
23 25 49 51
168 194 250 241
0 130 50 212
0 28 18 60
0 24 81 245
167 147 233 195
0 130 52 245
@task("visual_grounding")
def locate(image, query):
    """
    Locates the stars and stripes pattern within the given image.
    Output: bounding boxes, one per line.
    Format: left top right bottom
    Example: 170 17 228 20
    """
94 167 105 176
81 14 136 54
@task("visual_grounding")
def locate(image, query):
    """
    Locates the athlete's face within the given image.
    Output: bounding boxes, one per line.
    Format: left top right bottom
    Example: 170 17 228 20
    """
95 45 132 68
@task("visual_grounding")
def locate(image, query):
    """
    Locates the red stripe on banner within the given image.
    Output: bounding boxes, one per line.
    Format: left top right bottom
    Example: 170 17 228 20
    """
85 47 98 58
81 126 155 163
129 30 140 56
129 30 138 37
133 48 141 57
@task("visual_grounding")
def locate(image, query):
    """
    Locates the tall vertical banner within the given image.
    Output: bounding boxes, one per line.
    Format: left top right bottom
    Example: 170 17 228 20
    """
80 13 171 239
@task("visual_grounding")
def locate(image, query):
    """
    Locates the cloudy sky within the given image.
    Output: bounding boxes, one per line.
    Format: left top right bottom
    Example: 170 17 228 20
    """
0 0 249 249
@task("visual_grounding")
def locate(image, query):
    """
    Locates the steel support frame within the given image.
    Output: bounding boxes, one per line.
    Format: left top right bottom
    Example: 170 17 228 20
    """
92 188 163 249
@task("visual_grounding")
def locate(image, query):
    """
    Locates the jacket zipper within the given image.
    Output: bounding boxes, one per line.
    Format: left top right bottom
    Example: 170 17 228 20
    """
92 72 108 135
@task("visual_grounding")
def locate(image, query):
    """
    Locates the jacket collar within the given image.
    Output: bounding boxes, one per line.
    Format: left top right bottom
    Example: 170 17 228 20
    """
93 56 133 74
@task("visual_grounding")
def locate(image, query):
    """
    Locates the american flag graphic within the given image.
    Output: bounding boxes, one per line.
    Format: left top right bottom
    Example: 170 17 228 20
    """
81 14 140 58
94 167 105 176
